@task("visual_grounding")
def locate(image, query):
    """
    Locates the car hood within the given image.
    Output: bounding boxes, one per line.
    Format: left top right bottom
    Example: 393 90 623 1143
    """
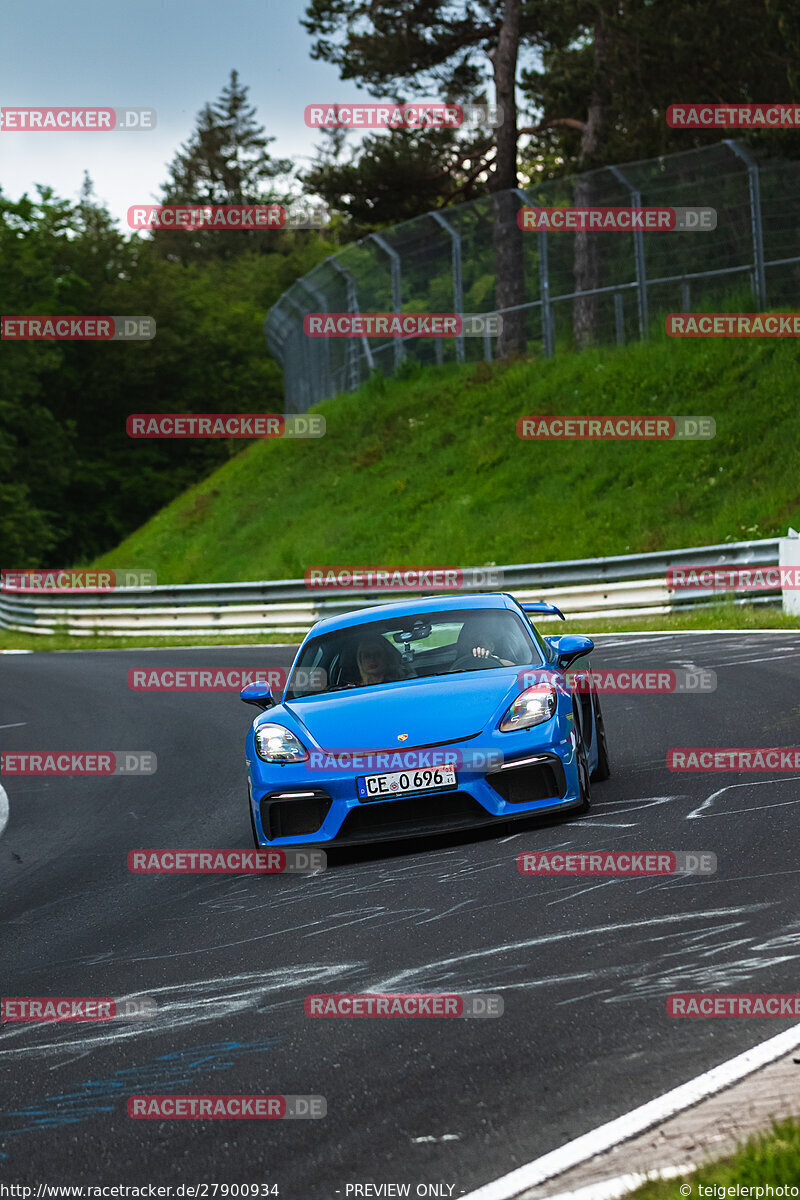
281 669 540 751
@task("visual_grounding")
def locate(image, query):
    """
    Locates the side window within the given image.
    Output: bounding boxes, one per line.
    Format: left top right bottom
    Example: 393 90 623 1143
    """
528 618 555 662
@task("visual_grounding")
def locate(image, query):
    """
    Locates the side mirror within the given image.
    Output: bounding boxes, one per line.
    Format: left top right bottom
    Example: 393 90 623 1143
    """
240 682 275 711
551 634 594 669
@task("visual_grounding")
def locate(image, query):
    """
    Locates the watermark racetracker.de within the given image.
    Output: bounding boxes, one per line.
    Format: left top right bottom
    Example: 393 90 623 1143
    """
1 317 155 340
1 569 156 592
303 313 502 338
304 101 502 129
127 667 327 691
0 752 156 776
518 850 717 875
305 993 503 1017
517 416 715 440
126 415 325 438
128 1095 325 1118
0 106 156 130
1 996 157 1021
127 849 325 873
304 566 503 592
518 206 716 231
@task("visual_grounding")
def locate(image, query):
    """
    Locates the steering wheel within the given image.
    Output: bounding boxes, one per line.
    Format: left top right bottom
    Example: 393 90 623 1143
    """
449 652 505 671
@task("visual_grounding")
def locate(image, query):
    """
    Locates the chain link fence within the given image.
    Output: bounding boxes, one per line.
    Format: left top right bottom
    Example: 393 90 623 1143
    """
265 140 800 412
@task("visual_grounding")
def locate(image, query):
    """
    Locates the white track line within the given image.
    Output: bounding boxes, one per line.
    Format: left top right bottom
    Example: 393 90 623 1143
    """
0 785 8 838
587 629 794 636
461 1023 800 1200
541 1163 695 1200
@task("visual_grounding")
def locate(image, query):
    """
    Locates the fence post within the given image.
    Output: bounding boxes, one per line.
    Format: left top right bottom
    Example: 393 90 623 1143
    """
515 188 553 358
369 233 405 370
614 293 625 345
285 296 315 412
430 212 465 363
264 303 299 413
298 278 332 403
680 279 691 313
608 165 648 339
326 257 374 391
724 139 767 309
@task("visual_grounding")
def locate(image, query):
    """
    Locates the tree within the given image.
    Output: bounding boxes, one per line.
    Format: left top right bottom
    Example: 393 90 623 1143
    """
156 70 294 263
0 188 78 563
302 0 537 356
303 0 797 354
0 175 329 568
301 124 495 233
520 0 794 343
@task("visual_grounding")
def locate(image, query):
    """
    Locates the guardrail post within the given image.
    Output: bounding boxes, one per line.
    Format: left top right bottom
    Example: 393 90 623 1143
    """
369 233 405 370
515 188 553 358
779 531 800 615
430 211 465 363
724 139 767 309
608 165 649 340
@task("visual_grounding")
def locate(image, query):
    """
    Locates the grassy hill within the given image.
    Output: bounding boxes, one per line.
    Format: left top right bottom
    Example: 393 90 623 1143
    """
95 333 800 583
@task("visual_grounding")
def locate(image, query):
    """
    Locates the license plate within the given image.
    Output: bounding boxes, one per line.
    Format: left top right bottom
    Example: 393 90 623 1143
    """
357 764 457 802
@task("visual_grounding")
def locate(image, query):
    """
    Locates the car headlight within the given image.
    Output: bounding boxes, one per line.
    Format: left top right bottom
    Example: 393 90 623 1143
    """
499 685 557 732
255 723 308 763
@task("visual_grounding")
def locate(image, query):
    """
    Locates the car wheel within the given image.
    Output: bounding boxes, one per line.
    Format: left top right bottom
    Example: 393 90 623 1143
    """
576 740 592 813
591 693 611 782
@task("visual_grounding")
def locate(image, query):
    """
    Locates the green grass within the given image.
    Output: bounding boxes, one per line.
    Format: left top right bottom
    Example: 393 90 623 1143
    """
628 1116 800 1197
3 329 799 651
0 629 298 652
90 333 800 584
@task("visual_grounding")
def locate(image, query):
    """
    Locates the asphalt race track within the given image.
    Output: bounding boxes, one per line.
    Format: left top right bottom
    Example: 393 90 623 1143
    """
1 632 799 1195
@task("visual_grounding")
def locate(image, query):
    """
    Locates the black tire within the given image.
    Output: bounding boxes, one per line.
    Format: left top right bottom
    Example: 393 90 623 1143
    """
576 739 592 813
590 693 611 782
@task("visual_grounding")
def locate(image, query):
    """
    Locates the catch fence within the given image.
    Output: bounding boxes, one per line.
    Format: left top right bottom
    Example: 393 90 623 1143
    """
265 141 800 411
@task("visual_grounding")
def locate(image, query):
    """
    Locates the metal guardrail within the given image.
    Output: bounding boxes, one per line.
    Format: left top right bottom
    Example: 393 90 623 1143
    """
0 537 782 638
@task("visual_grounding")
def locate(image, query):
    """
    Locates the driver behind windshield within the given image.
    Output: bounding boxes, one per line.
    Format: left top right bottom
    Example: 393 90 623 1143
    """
455 618 516 667
356 635 416 685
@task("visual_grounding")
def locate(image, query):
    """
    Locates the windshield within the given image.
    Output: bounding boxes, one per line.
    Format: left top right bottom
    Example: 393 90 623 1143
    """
285 607 544 699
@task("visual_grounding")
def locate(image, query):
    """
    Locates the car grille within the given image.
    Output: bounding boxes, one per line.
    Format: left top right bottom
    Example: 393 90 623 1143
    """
336 792 499 843
487 756 567 805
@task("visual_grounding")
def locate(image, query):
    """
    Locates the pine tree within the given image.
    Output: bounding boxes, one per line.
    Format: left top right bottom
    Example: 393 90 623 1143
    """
156 70 294 262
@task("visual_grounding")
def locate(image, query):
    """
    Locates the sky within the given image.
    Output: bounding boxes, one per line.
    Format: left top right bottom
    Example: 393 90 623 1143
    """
0 0 378 230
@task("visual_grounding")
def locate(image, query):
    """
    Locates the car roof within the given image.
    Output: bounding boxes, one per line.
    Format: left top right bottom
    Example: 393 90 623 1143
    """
305 591 520 638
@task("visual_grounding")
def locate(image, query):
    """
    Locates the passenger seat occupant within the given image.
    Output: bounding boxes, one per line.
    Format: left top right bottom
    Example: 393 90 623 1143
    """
356 635 415 685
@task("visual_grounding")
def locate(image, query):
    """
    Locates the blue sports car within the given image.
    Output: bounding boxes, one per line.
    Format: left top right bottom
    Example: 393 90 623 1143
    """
240 593 610 847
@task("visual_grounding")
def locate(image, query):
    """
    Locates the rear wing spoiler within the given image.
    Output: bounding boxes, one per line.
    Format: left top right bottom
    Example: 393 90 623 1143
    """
520 601 566 622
